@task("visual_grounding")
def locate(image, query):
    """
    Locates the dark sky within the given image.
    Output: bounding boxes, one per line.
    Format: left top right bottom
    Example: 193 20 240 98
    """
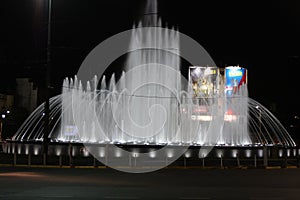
1 0 299 122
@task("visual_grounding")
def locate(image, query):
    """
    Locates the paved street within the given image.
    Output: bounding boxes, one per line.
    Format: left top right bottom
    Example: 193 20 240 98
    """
1 166 300 199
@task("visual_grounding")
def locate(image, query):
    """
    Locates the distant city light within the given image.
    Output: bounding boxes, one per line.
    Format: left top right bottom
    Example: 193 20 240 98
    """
1 114 5 119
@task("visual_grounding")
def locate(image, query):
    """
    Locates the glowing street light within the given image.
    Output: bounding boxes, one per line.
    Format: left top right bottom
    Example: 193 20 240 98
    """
0 108 10 141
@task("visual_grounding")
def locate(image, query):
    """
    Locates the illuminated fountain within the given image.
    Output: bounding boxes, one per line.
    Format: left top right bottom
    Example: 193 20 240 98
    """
8 0 296 159
11 65 295 147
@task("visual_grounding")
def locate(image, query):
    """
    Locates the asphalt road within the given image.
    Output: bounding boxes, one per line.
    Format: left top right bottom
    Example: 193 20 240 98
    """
1 166 300 200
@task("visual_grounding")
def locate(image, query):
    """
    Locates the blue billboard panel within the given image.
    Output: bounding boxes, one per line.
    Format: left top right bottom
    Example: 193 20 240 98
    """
225 66 247 96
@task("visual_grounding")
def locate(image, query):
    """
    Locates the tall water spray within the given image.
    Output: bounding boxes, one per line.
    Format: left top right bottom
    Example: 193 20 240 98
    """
115 0 182 144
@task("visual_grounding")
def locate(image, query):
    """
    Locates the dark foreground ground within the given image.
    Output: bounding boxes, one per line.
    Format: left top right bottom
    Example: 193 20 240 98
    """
1 166 300 200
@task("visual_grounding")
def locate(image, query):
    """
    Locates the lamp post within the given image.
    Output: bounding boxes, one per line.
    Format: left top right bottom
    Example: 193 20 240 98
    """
255 106 262 136
0 114 4 142
43 0 52 165
256 105 268 166
0 109 10 142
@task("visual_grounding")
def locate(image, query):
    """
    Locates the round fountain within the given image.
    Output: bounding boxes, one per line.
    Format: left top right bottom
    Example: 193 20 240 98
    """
3 0 297 166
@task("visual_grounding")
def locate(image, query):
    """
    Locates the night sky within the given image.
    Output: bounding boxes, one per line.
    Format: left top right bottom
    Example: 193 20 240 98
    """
1 0 299 124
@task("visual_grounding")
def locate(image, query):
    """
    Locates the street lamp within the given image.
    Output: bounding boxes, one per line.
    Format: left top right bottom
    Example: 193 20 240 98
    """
0 115 4 141
0 109 10 141
256 105 268 166
255 105 262 137
43 0 52 165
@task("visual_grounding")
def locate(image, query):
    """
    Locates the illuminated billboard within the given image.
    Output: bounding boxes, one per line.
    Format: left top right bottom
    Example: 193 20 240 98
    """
189 66 219 98
224 66 247 96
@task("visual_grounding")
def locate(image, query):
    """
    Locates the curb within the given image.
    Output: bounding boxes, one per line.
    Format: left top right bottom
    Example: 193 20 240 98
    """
0 164 299 170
